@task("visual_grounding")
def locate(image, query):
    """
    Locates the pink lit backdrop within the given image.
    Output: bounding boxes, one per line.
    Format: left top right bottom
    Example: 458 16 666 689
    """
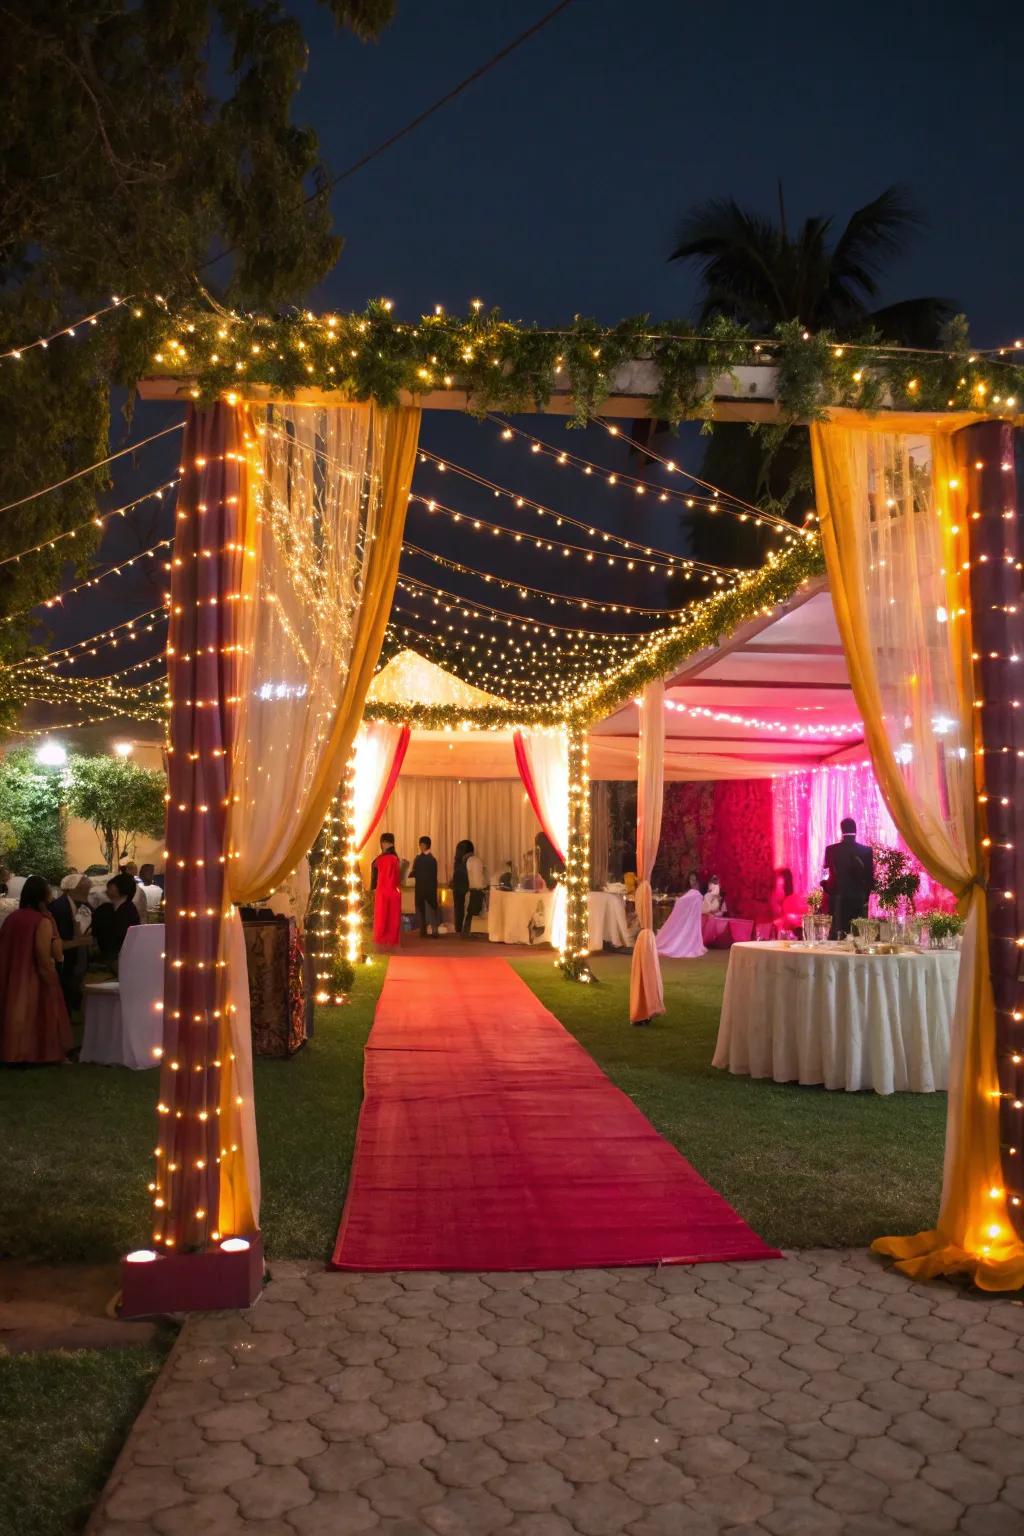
770 762 952 911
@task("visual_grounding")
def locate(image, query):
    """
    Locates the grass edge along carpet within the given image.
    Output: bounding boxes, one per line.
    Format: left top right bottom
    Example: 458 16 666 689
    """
331 957 778 1271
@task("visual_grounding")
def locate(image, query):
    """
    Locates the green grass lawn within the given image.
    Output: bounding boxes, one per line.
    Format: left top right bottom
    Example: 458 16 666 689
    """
0 950 943 1263
0 1337 172 1536
514 952 945 1251
0 961 385 1266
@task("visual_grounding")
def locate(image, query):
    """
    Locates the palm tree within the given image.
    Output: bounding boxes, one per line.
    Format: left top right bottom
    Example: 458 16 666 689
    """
667 185 955 562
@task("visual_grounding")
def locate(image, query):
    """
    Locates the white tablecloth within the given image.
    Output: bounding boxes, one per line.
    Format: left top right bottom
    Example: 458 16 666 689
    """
80 923 165 1069
713 941 959 1094
487 889 630 952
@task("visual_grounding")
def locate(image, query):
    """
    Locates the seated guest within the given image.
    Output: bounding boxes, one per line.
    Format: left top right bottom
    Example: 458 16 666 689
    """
91 872 142 971
535 830 564 890
497 860 515 891
50 873 93 1011
138 863 164 914
702 876 726 916
686 871 702 894
769 867 806 931
0 874 72 1063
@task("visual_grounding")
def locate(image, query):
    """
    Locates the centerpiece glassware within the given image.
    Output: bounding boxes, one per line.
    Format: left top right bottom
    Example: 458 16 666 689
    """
803 888 826 945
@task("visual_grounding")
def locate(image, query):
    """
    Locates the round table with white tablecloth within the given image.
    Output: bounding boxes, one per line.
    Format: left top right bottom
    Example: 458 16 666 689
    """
713 941 959 1095
487 887 630 952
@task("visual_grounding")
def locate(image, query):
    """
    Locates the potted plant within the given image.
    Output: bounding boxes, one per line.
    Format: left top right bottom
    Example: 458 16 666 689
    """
920 908 964 951
872 846 921 943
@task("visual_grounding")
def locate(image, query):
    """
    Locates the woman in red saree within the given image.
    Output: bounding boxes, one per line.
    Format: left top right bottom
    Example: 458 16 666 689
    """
371 833 402 948
0 875 73 1064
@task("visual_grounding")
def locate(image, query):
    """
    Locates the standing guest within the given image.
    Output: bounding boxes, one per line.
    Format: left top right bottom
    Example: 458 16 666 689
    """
451 839 472 935
823 817 874 938
91 872 142 971
463 842 487 938
138 863 163 914
412 836 439 938
535 830 564 889
50 873 93 1012
120 861 149 923
0 875 72 1064
371 833 401 948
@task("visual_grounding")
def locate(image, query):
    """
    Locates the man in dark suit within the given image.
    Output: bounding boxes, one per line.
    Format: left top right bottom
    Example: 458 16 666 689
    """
823 817 874 938
412 835 439 938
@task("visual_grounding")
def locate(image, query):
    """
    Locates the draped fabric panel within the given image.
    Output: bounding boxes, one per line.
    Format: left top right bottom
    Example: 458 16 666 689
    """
376 777 540 887
353 722 410 852
513 730 569 863
771 763 950 909
158 403 260 1247
229 402 420 902
812 417 1022 1289
630 680 666 1023
158 400 418 1252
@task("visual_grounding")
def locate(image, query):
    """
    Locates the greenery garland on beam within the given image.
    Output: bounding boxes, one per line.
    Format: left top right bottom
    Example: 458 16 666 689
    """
573 534 826 723
138 302 1024 429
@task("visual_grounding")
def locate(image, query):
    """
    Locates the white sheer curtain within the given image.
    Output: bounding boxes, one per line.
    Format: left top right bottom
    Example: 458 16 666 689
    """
514 729 569 861
353 721 409 851
630 680 666 1022
378 777 541 885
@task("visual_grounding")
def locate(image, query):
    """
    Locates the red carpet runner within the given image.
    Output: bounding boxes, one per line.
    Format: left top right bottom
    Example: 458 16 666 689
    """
331 957 778 1271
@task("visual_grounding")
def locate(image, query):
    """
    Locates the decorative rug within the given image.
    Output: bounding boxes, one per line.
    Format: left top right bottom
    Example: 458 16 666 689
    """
331 957 779 1270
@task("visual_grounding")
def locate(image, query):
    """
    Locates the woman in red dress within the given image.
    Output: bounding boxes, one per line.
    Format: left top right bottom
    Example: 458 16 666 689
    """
371 833 402 948
0 875 73 1064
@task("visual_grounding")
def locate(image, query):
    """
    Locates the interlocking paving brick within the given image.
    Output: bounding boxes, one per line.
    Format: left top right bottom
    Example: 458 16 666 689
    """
86 1254 1024 1536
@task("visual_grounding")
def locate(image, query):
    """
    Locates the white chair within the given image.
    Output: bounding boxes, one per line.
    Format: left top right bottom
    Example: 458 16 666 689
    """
80 923 165 1069
656 887 707 959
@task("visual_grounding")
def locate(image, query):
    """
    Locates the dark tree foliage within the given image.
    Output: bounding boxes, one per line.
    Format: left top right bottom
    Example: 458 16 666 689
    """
0 0 394 669
667 185 956 565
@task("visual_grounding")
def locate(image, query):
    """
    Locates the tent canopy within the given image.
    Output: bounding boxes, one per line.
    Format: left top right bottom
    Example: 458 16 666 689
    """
590 575 863 780
368 584 863 784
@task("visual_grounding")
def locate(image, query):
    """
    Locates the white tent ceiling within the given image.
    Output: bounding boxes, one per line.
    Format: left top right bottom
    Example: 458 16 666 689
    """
370 581 863 782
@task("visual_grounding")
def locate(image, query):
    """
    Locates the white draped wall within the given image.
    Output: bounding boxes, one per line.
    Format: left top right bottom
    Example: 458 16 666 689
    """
377 777 541 885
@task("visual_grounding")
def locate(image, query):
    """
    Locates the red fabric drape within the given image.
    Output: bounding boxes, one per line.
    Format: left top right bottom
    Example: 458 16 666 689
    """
514 730 566 863
155 402 252 1251
355 724 410 853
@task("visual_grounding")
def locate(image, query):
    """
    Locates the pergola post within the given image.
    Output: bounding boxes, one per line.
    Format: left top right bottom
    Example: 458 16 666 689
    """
562 722 592 979
958 422 1024 1238
122 401 263 1315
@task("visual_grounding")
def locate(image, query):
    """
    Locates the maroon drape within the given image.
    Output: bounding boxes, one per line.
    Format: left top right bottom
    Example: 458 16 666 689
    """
152 402 249 1253
956 422 1024 1238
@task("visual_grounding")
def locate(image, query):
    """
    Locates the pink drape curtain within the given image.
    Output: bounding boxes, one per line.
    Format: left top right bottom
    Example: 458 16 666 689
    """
353 722 410 852
630 680 666 1022
772 763 951 907
513 730 568 863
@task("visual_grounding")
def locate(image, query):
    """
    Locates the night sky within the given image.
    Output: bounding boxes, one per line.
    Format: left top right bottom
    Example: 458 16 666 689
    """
38 0 1023 683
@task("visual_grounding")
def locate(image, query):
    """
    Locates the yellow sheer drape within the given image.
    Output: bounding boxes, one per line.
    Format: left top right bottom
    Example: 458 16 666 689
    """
216 401 418 1233
229 402 419 900
812 418 1024 1289
629 679 666 1023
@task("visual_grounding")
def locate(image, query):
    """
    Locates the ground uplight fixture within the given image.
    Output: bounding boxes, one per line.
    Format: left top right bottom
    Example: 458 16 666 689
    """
113 741 134 758
35 740 67 767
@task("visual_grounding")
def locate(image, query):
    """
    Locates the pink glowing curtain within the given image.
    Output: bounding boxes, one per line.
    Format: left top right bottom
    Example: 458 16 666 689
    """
772 762 951 907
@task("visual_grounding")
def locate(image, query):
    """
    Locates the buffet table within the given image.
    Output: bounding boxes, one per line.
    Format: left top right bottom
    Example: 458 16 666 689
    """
713 941 959 1094
487 888 630 951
